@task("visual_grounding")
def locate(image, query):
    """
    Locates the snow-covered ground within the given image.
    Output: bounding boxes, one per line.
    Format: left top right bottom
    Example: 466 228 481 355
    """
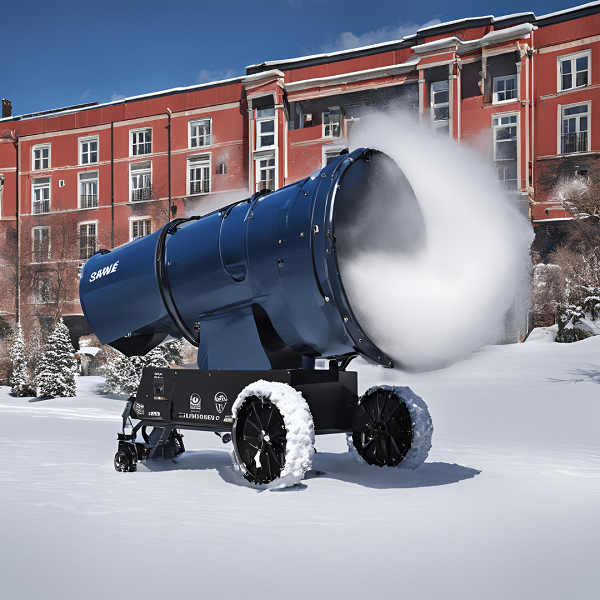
1 338 599 600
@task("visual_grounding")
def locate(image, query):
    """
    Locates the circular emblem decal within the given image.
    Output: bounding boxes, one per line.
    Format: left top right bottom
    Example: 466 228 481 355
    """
190 393 201 411
214 392 228 414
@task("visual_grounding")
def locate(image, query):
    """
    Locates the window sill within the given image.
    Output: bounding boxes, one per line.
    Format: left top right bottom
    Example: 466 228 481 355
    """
539 83 597 101
537 150 599 160
492 99 520 106
186 191 211 197
188 144 212 150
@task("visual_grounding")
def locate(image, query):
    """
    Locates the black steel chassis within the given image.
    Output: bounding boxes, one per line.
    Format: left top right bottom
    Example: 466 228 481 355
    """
116 366 359 469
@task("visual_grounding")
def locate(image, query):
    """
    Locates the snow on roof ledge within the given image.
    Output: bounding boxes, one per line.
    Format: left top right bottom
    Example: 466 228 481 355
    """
246 38 413 71
414 23 535 54
284 57 421 92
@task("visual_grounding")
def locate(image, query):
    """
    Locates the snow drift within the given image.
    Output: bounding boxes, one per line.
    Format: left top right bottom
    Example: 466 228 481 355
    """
339 112 534 371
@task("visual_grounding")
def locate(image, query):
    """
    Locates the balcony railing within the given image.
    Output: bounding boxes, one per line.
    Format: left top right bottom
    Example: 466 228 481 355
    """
80 194 98 209
131 187 152 201
190 181 210 195
561 131 588 154
33 200 50 214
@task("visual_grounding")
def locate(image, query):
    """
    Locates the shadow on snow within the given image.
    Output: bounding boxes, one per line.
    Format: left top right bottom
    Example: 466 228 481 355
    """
138 448 481 491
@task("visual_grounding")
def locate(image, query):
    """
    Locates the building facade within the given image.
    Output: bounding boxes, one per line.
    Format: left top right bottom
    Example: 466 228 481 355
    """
1 2 599 341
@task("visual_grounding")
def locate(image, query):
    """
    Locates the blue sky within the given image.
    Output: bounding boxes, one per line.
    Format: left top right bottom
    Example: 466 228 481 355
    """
1 0 579 116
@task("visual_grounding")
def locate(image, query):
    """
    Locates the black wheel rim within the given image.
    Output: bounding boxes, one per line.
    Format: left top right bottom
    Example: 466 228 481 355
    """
233 396 287 484
114 451 129 472
352 388 412 467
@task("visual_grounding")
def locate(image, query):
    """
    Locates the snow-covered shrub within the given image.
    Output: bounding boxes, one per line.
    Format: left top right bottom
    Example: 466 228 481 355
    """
35 318 77 398
7 323 33 396
555 327 593 344
103 341 171 397
160 339 184 366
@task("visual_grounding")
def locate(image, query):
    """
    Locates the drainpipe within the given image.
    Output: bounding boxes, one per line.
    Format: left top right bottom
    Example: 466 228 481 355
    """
166 108 172 222
111 122 114 248
14 131 19 323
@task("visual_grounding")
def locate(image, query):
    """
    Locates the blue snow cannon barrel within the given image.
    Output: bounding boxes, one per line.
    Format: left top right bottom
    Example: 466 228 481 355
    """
79 148 423 370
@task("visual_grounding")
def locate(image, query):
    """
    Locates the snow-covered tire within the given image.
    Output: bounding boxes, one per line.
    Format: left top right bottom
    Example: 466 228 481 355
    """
231 380 315 489
347 385 433 471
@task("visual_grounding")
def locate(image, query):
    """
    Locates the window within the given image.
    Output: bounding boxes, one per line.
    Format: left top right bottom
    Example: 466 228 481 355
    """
561 103 590 154
131 218 151 241
323 109 341 138
32 144 50 170
79 136 98 164
130 128 152 156
559 51 590 92
32 178 50 214
492 114 518 191
33 277 51 304
130 161 152 201
79 222 97 260
79 171 98 208
431 81 450 133
493 75 518 103
189 118 211 148
256 108 275 149
323 146 344 167
32 227 50 262
188 155 210 195
256 155 275 192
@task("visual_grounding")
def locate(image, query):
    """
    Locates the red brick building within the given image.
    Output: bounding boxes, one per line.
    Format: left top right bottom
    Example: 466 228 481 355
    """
1 2 599 341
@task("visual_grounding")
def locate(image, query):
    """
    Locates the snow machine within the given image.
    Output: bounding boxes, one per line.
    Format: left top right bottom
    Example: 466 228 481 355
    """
79 148 433 487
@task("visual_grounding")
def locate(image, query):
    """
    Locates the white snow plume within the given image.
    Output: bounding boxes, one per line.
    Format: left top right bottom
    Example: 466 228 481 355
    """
341 112 534 371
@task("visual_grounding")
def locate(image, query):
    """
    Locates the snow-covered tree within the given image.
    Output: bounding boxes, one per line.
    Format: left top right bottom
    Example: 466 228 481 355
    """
160 339 184 366
103 342 171 397
35 318 77 398
8 323 31 396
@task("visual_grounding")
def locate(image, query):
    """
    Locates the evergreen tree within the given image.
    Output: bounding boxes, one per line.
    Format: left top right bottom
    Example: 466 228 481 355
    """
160 339 184 366
103 341 173 397
36 318 77 398
8 323 31 397
103 348 140 396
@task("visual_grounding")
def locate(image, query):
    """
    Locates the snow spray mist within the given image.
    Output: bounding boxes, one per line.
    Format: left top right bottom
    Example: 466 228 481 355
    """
340 112 534 371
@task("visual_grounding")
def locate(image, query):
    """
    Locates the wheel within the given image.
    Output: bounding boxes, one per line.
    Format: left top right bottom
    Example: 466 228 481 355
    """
114 447 137 472
349 385 433 470
168 430 185 457
232 380 315 488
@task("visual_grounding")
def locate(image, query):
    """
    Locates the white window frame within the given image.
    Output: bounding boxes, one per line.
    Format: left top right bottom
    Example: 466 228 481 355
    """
493 74 519 104
129 161 152 202
187 154 211 196
32 144 51 171
558 50 591 92
78 171 99 209
78 220 98 261
31 226 51 262
431 81 450 133
558 101 591 155
31 178 50 214
129 216 152 241
130 128 153 157
255 108 276 150
322 144 345 168
254 152 277 192
189 118 212 149
492 112 520 190
322 109 341 139
79 135 99 165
